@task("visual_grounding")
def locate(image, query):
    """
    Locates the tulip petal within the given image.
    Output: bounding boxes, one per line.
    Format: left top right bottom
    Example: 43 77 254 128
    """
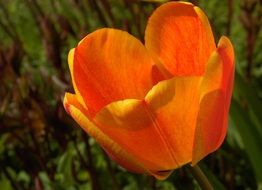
192 36 234 164
72 28 160 116
145 76 202 167
94 99 176 179
145 2 216 76
63 93 151 175
215 36 235 149
217 36 235 108
68 49 87 109
192 90 225 164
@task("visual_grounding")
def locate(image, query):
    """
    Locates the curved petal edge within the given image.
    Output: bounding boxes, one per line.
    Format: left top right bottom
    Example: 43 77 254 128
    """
192 36 235 164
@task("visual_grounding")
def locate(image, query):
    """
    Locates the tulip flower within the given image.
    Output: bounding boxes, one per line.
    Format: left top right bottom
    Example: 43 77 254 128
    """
63 1 234 179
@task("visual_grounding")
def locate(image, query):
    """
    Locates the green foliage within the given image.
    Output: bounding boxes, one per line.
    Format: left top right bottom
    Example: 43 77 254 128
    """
1 0 262 189
231 74 262 187
0 177 13 190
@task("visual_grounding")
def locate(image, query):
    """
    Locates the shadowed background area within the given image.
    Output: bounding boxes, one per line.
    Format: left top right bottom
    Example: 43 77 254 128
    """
0 0 262 189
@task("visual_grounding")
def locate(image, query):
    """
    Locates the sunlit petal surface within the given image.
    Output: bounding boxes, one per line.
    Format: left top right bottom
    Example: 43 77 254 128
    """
73 28 159 116
192 37 235 164
63 93 151 175
145 2 216 76
94 99 175 179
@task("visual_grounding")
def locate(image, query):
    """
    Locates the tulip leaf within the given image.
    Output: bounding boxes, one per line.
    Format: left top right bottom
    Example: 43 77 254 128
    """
57 144 75 187
230 99 262 187
234 72 262 138
38 172 53 190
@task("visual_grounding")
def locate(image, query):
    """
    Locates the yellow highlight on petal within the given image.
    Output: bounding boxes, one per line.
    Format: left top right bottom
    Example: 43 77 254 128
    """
67 48 87 110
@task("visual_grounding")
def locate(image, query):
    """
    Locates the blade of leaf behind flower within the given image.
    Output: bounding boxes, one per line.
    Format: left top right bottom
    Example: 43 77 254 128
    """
234 72 262 138
230 99 262 187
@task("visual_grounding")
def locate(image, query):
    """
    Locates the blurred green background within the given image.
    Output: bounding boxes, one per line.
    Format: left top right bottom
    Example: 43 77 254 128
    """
0 0 262 189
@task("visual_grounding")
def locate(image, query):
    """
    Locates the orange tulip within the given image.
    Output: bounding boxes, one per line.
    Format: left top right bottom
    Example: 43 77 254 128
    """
63 2 234 179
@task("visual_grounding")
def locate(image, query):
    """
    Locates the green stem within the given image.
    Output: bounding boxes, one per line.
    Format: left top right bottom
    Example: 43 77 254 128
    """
187 164 214 190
